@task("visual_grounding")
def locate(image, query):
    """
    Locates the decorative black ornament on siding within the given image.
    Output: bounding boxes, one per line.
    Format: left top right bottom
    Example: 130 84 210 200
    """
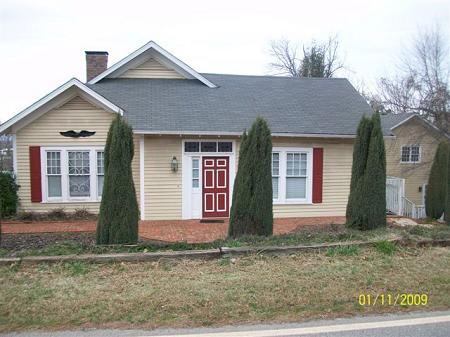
60 130 96 138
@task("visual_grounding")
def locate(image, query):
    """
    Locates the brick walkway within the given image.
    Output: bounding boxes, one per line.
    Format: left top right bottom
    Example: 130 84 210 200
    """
1 216 346 243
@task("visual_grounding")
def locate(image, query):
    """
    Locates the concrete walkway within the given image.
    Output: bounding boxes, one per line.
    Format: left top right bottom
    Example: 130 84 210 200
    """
2 216 345 243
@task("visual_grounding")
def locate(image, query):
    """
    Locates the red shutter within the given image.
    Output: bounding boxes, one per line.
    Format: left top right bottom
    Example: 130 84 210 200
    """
312 148 323 204
29 146 42 203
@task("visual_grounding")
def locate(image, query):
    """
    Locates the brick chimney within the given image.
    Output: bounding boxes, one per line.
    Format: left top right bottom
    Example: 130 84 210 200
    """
85 51 108 82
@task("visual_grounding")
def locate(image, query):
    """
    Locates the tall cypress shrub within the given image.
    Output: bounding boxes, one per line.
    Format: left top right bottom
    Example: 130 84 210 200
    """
96 115 139 244
426 141 449 219
361 113 386 229
346 116 373 228
229 117 273 237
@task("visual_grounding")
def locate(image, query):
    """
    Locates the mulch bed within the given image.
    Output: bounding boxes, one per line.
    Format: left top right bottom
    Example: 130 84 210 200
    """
0 232 95 251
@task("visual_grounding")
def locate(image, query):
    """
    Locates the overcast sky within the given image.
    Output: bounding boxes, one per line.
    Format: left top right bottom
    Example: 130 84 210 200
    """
0 0 449 123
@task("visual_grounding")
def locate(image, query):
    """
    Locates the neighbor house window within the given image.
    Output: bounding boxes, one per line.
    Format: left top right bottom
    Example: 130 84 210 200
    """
43 147 103 202
272 148 312 203
46 151 62 198
401 145 420 163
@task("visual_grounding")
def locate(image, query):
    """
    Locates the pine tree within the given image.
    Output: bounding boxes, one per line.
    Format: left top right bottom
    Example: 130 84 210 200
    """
229 117 273 237
96 115 139 244
361 113 387 229
346 116 373 228
426 141 449 220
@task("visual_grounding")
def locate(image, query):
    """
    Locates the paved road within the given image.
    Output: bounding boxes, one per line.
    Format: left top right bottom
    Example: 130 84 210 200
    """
4 310 450 337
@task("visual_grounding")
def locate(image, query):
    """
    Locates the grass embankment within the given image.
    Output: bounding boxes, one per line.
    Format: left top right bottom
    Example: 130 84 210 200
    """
1 245 449 331
2 224 450 258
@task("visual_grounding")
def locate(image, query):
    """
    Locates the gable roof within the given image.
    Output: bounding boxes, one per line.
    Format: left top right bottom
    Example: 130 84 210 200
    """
87 41 217 88
0 78 122 134
89 74 374 137
381 112 450 140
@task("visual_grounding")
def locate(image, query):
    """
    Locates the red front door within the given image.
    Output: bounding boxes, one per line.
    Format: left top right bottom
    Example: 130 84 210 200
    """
202 157 229 218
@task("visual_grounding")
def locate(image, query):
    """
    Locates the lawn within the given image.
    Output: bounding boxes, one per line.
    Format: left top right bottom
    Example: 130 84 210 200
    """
2 223 450 258
1 246 449 332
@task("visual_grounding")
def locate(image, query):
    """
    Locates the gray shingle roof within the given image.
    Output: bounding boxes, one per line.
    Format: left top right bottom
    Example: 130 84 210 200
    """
89 74 373 135
380 112 414 135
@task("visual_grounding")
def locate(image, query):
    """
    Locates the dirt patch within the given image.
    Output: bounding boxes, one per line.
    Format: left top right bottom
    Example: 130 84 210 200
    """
0 232 95 252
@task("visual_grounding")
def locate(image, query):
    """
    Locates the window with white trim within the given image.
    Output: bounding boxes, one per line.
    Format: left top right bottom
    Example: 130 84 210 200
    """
192 158 200 188
401 145 420 163
43 147 104 202
272 148 312 204
97 151 104 197
286 152 307 199
46 151 62 197
272 153 279 199
68 151 90 197
184 141 233 153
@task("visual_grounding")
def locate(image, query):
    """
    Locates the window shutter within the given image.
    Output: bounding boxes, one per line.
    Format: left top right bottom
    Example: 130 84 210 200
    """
29 146 42 203
312 148 323 203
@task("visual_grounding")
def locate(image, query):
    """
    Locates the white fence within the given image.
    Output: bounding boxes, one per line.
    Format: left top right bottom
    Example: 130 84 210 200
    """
386 177 404 215
386 176 426 219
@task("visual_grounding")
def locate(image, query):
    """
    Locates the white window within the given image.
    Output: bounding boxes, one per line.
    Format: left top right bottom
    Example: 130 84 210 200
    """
286 153 307 199
46 151 62 198
42 147 104 202
68 151 90 197
272 147 313 204
192 158 200 188
97 151 104 197
401 145 421 163
184 141 233 153
272 153 279 199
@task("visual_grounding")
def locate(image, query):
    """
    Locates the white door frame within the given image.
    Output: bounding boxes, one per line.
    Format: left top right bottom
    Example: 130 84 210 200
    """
181 140 236 219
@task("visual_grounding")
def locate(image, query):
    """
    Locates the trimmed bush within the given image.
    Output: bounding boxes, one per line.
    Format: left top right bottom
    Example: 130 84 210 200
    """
346 113 386 230
96 116 139 244
229 117 273 237
0 171 18 218
346 116 373 227
426 141 449 219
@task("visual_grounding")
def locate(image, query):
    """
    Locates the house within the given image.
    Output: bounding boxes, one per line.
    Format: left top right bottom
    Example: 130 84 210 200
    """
0 41 373 221
382 113 449 218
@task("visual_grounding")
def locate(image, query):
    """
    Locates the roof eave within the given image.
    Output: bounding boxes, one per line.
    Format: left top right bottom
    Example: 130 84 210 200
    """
87 41 217 88
0 78 123 135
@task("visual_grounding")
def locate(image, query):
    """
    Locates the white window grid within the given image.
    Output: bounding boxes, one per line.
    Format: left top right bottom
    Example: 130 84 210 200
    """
41 147 104 202
401 145 421 163
272 147 313 204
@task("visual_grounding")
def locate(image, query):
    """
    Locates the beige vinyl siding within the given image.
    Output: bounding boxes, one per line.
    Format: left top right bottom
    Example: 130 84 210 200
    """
271 138 353 217
14 96 142 213
385 118 442 205
142 136 353 220
119 58 184 79
144 136 182 220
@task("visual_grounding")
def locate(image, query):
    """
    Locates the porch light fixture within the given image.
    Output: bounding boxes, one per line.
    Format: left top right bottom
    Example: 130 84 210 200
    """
171 156 178 172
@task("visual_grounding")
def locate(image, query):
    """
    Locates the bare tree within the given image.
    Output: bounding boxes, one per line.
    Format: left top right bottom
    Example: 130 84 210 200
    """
373 26 450 134
269 36 344 78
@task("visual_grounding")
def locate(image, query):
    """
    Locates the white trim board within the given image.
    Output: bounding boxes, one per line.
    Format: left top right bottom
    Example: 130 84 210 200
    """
0 78 123 135
133 130 368 139
87 41 217 88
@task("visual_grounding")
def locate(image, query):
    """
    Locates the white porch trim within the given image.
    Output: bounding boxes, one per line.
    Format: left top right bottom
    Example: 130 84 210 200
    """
139 136 145 220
